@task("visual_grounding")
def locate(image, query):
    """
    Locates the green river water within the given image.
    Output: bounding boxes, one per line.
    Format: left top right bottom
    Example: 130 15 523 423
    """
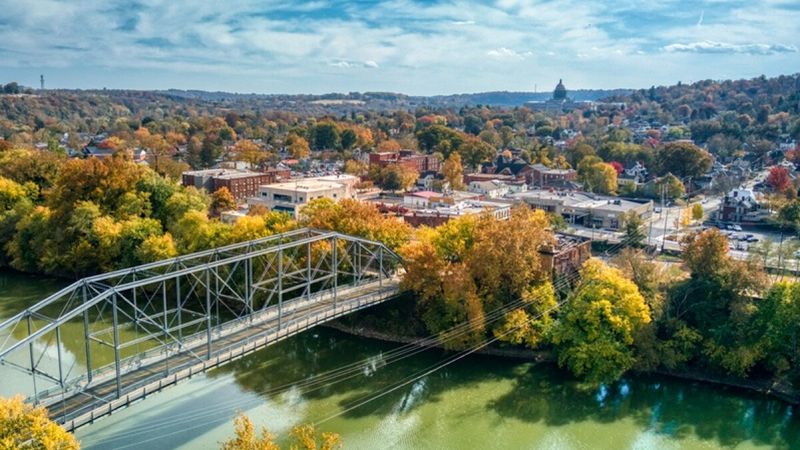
1 270 799 449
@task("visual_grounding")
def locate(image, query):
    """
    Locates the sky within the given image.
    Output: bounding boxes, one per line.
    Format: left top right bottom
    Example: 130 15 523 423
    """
0 0 798 95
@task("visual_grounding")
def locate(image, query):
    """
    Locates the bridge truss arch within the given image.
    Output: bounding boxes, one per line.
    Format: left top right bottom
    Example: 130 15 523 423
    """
0 228 403 429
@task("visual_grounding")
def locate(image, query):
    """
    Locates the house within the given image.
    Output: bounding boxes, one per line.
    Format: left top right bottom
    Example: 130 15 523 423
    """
719 188 761 223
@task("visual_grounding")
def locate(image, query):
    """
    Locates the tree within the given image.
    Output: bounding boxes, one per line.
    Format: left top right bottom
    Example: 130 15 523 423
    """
691 203 704 221
233 139 266 169
552 259 651 384
441 152 465 190
343 159 368 177
655 174 686 200
767 166 792 194
378 164 418 192
221 413 340 450
340 128 357 150
0 395 79 449
578 158 617 194
655 142 712 178
623 211 645 247
286 134 310 159
211 187 237 215
458 137 494 169
312 122 340 150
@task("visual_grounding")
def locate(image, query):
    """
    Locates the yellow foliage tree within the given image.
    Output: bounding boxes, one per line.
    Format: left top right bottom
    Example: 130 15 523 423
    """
220 414 340 450
551 258 651 384
0 396 79 449
441 152 465 190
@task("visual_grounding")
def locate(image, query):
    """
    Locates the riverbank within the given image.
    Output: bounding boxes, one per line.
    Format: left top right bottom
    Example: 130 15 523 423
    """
325 321 800 406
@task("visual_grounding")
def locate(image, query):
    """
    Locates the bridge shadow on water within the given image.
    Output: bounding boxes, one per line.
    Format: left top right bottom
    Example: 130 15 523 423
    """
205 327 800 450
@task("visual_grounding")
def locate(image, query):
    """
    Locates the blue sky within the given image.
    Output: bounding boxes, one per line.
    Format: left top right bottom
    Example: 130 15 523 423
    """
0 0 798 95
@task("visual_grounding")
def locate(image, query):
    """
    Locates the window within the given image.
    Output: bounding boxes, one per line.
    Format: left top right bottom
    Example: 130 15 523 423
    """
273 193 292 202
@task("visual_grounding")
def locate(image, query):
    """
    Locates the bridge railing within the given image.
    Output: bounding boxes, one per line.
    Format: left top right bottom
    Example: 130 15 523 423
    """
0 228 403 411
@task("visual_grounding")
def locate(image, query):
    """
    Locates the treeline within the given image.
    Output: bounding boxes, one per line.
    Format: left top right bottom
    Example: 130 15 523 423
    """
341 212 800 388
0 147 295 277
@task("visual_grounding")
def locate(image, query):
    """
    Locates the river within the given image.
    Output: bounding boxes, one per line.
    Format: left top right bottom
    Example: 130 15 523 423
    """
1 270 798 449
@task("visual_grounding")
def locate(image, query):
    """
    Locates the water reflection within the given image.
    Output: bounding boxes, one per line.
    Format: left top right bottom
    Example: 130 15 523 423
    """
210 328 800 449
1 268 795 450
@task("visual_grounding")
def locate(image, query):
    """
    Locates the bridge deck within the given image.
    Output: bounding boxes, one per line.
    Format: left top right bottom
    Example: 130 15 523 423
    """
45 278 401 431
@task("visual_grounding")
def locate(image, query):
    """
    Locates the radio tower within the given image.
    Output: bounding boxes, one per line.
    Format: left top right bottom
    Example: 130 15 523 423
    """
40 75 44 90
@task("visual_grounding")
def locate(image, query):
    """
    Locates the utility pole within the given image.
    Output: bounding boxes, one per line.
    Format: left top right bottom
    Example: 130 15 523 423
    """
661 185 670 253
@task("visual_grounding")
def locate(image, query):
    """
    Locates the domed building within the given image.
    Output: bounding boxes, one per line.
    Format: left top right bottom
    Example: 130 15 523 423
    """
553 79 567 100
526 79 579 113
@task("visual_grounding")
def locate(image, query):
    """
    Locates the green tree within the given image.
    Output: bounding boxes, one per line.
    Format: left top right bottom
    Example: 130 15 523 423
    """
312 122 341 150
340 128 357 150
552 258 651 384
655 142 712 178
623 211 645 247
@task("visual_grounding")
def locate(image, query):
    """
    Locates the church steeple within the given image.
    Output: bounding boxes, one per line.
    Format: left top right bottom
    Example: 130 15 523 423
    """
553 79 567 100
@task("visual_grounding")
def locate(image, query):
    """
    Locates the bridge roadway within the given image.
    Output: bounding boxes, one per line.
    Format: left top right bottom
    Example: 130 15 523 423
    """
44 277 401 432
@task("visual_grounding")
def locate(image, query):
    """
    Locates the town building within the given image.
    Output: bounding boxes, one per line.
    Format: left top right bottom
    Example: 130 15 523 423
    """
182 168 290 201
368 150 440 174
718 188 762 223
525 79 583 113
512 189 653 230
468 180 511 198
402 199 512 227
529 163 578 188
248 176 356 218
539 233 592 278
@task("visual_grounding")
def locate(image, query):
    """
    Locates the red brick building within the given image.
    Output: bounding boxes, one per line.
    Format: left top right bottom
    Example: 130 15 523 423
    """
182 168 291 201
368 150 440 174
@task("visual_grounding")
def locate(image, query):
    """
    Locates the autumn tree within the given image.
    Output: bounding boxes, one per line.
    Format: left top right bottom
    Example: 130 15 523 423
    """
458 137 495 170
441 152 465 190
211 187 237 216
691 203 704 221
552 259 651 384
578 157 617 194
767 166 792 194
233 139 266 169
286 134 310 159
221 413 341 450
0 395 79 449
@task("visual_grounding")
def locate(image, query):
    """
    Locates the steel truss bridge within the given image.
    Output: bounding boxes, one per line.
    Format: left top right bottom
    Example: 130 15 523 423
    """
0 228 403 431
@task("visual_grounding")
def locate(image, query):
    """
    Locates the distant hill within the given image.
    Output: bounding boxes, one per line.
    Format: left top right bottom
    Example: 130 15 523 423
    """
413 89 632 107
155 88 631 108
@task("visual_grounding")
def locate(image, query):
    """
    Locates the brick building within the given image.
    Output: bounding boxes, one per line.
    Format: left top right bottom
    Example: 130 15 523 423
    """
529 163 578 188
368 150 440 174
182 168 290 201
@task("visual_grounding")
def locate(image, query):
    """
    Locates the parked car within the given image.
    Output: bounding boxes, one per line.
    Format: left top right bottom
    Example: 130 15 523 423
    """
733 224 743 231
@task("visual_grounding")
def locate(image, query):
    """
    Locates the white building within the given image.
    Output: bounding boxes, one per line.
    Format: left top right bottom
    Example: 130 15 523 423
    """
248 176 356 218
468 180 510 199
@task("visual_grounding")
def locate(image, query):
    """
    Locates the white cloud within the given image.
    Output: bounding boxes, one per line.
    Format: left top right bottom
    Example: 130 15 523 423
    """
663 40 798 55
486 47 532 60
